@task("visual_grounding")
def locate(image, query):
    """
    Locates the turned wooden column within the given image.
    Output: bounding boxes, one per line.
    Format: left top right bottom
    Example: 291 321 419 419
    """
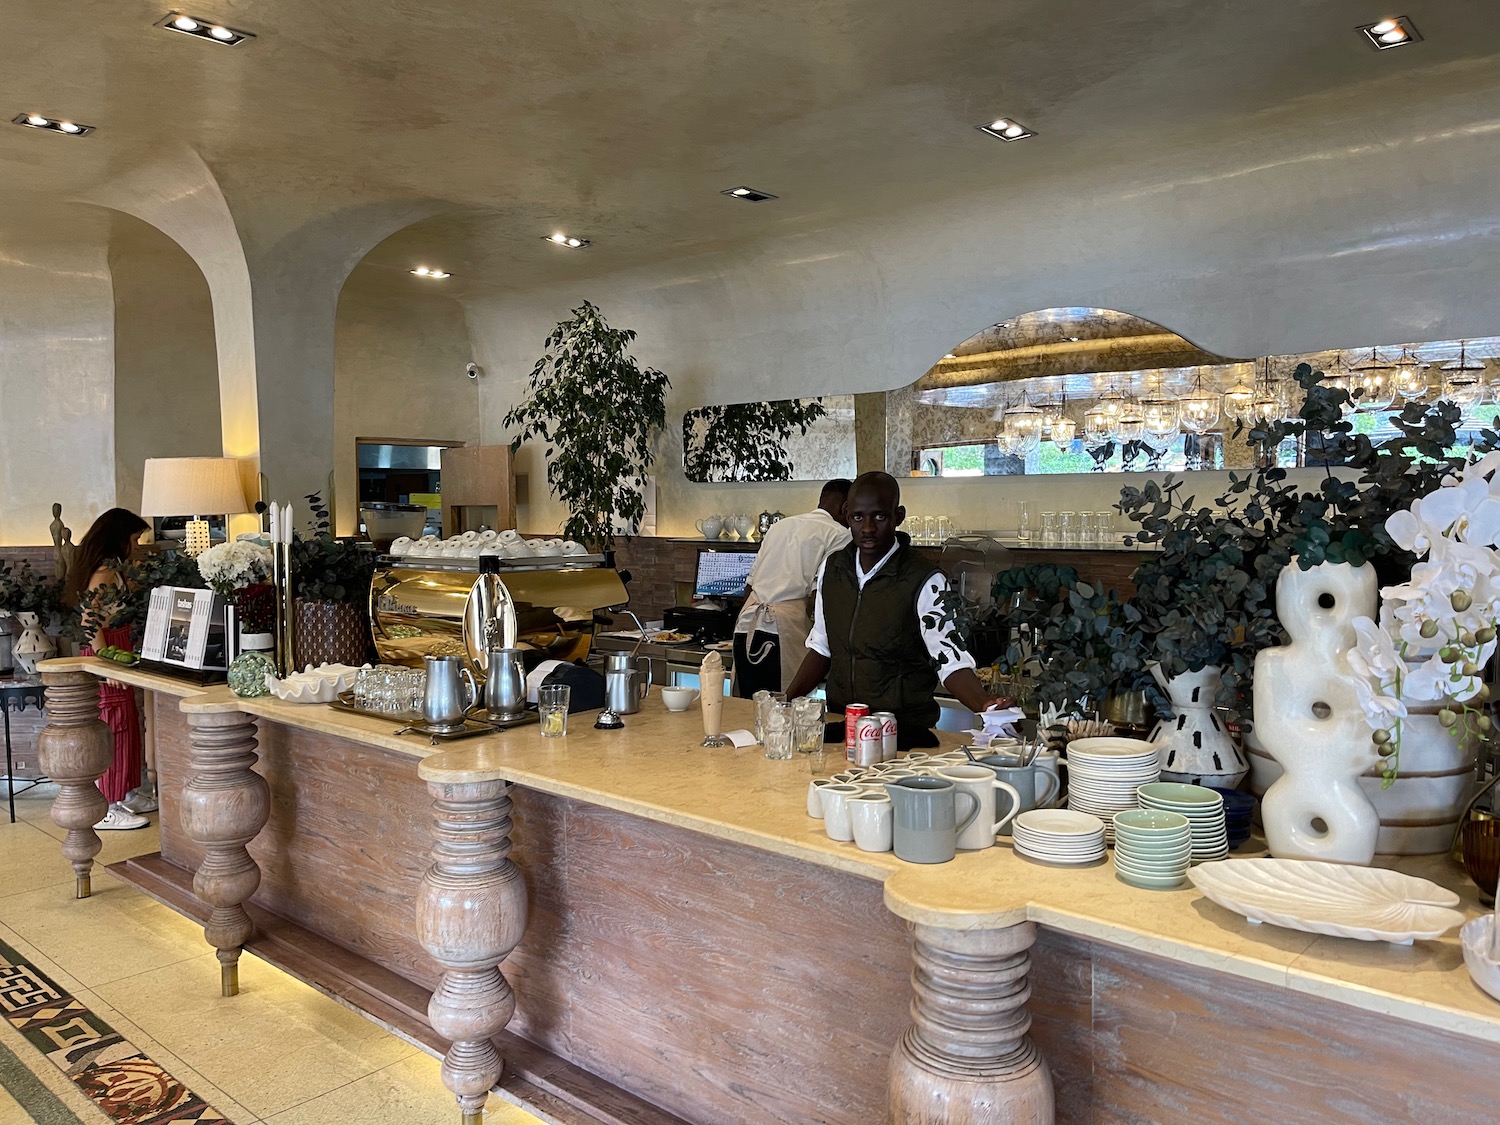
179 710 270 997
417 779 529 1125
889 920 1054 1125
37 669 113 899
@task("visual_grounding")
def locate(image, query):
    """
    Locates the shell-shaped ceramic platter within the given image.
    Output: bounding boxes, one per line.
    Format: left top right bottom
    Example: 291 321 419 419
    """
1188 858 1466 944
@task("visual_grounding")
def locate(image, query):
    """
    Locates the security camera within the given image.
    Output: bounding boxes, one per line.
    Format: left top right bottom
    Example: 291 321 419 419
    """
465 362 481 380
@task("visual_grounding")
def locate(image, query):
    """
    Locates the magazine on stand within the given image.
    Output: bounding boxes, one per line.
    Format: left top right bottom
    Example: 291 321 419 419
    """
141 587 228 671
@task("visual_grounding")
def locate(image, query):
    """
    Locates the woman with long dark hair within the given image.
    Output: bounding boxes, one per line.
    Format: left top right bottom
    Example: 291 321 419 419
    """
65 507 151 830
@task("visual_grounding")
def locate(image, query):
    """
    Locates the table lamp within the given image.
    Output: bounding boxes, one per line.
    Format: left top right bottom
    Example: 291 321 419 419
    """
140 457 251 557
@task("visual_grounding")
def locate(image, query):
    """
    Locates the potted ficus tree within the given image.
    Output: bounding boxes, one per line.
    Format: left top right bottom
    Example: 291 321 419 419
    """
503 301 671 550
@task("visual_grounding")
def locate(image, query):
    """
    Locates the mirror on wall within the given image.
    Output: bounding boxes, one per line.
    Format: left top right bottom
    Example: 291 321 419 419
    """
683 396 857 483
681 306 1500 481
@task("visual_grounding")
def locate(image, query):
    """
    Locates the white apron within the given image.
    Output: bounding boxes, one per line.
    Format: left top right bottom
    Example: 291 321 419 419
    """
737 597 813 690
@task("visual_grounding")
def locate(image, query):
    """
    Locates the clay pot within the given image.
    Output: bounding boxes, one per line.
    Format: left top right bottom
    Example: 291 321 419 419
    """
294 600 369 669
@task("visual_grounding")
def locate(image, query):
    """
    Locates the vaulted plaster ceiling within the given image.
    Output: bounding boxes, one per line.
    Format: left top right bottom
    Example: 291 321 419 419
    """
3 1 1500 295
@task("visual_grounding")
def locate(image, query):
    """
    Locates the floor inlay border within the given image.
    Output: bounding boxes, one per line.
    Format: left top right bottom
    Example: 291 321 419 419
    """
0 935 233 1124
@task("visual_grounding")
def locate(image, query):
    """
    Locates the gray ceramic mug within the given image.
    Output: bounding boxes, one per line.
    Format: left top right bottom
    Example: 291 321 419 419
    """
979 758 1063 834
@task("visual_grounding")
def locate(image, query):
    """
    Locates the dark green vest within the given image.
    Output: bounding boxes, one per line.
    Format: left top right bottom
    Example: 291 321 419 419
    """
822 540 944 731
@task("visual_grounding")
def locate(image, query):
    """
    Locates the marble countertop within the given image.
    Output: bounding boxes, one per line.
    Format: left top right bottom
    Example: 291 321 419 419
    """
44 654 1500 1044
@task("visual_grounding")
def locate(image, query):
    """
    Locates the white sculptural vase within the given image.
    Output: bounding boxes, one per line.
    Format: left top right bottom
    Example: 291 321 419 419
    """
13 611 56 675
1149 663 1248 787
1254 560 1381 865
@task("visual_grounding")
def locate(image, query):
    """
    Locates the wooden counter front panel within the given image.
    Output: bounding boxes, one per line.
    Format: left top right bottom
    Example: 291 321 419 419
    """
505 791 912 1125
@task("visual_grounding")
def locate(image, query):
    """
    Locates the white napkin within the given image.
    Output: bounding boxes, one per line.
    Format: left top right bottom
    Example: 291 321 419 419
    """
980 706 1026 739
723 729 757 748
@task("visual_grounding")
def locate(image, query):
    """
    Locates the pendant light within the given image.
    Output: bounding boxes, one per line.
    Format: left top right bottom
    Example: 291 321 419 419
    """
1048 390 1077 449
1352 348 1397 412
1142 396 1180 447
1441 340 1486 409
1004 392 1044 453
1083 402 1115 446
1180 369 1222 433
1249 359 1285 425
1391 346 1431 401
1221 372 1255 421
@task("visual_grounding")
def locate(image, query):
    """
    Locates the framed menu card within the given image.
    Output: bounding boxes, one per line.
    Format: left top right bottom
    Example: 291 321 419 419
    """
141 587 228 672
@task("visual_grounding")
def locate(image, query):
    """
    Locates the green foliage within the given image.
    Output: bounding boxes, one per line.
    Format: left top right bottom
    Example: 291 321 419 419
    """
91 552 206 631
0 559 66 619
503 302 671 549
682 398 828 482
291 492 374 604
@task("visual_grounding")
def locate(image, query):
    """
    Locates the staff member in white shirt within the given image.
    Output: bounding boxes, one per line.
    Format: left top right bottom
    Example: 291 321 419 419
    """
732 479 852 697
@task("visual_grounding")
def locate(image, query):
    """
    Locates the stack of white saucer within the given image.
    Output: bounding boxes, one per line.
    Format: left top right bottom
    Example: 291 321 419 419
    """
1136 782 1229 864
1064 737 1161 840
1012 809 1106 865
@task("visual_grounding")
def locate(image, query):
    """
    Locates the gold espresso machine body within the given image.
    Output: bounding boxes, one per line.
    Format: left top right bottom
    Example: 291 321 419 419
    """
369 556 628 675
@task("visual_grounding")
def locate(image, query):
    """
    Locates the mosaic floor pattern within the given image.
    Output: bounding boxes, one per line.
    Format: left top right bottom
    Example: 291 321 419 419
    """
0 935 232 1124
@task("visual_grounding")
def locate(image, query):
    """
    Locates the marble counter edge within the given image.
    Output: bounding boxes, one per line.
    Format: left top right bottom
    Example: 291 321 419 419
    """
39 656 219 700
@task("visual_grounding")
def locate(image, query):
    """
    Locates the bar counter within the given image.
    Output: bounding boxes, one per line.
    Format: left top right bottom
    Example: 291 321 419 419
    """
36 658 1500 1125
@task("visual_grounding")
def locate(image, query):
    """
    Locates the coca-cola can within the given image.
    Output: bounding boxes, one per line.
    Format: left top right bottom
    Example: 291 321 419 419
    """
853 716 883 766
844 703 870 761
872 711 898 760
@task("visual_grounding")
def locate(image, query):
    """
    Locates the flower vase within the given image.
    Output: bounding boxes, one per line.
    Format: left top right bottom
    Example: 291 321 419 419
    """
233 583 277 653
1148 664 1247 787
1254 560 1381 865
13 611 55 675
1357 705 1477 855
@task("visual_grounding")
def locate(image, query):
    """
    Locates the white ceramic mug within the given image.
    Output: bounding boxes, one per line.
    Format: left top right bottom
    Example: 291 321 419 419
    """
849 792 894 852
819 783 863 842
807 777 836 818
935 765 1022 850
661 686 700 712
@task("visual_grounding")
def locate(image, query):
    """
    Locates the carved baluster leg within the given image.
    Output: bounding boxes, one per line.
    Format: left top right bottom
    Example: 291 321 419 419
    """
417 779 528 1125
179 710 269 997
37 670 112 899
890 920 1055 1125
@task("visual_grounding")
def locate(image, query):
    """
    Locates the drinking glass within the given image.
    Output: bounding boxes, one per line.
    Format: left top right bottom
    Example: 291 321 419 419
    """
539 684 571 738
763 701 795 760
754 690 786 742
1041 511 1059 547
936 515 953 543
793 695 825 755
1059 511 1077 547
1096 510 1115 546
353 667 373 709
1017 500 1034 543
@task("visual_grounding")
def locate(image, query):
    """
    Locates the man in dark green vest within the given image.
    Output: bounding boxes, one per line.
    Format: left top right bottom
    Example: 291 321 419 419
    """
785 471 996 748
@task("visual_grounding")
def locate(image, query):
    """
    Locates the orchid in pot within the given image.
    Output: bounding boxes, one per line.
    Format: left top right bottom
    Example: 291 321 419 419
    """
1347 451 1500 787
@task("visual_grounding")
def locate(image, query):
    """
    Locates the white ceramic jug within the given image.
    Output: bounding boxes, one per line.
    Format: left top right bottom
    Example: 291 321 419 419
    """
696 515 724 540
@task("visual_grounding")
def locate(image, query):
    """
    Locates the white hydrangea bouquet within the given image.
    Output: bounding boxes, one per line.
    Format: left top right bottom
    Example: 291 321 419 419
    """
1348 451 1500 784
196 540 274 597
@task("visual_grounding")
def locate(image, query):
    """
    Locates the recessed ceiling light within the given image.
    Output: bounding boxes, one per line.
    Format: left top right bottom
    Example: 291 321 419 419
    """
943 353 957 359
720 186 778 202
411 266 451 279
976 117 1036 142
157 12 254 45
12 113 94 136
1357 15 1420 49
543 233 590 249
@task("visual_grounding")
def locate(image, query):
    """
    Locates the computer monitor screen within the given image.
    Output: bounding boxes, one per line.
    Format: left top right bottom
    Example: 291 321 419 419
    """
693 548 756 599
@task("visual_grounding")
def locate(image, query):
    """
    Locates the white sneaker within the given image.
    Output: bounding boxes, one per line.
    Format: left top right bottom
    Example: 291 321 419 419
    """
120 787 159 814
94 804 149 831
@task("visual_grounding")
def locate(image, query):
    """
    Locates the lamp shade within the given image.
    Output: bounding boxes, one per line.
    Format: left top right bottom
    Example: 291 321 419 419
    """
140 457 250 518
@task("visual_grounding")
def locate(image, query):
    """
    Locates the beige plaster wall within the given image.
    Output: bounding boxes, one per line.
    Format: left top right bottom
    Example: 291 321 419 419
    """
0 222 116 546
332 275 479 536
110 213 223 514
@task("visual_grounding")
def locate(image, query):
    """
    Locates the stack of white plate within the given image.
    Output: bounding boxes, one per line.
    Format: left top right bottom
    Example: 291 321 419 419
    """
1112 809 1192 889
1064 737 1161 840
1012 809 1106 865
1137 782 1228 864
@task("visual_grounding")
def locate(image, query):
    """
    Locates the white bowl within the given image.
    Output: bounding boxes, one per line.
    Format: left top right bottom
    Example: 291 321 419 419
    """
265 663 364 703
1460 916 1500 1003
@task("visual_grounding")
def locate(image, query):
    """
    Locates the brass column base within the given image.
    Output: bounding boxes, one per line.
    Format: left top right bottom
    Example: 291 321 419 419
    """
76 873 91 900
221 962 239 998
462 1111 483 1125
